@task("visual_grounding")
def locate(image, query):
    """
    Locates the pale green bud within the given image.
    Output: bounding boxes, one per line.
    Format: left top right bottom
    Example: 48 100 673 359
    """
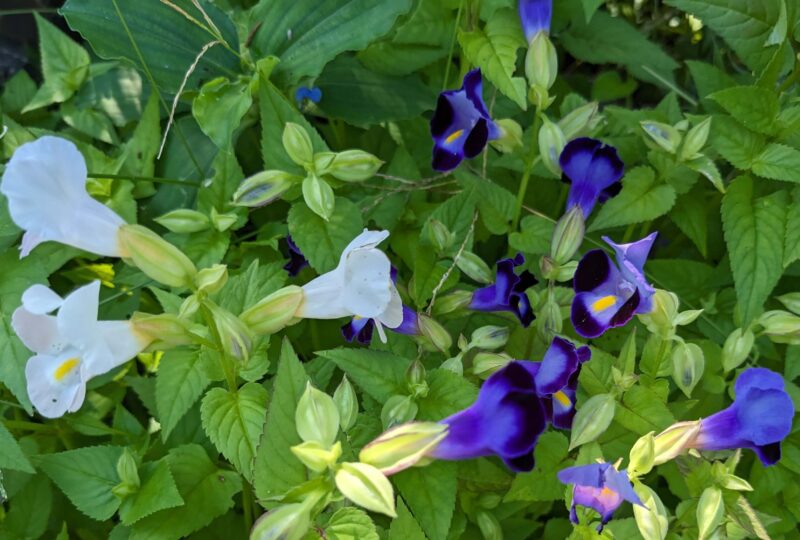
195 264 228 294
476 511 503 540
418 314 452 353
759 310 800 344
302 173 335 221
778 292 800 315
250 503 311 540
381 395 418 429
240 285 304 335
283 122 314 166
528 85 553 111
696 487 724 540
427 219 454 252
551 206 585 264
210 207 238 232
674 309 703 326
233 170 298 207
558 101 600 140
359 421 448 475
439 354 464 375
569 393 616 450
641 121 682 154
179 294 200 318
335 462 397 517
671 342 704 398
207 301 253 361
130 313 193 347
538 118 566 177
638 289 680 338
525 32 557 91
325 149 383 182
652 420 702 465
628 432 656 477
680 117 711 161
333 376 358 432
116 449 140 489
432 290 472 316
118 224 197 288
312 151 337 174
469 325 509 350
471 352 512 379
721 328 754 372
455 251 493 284
290 440 342 472
717 473 753 491
405 360 426 388
490 118 523 153
633 481 669 540
296 383 340 447
538 294 563 341
154 209 209 233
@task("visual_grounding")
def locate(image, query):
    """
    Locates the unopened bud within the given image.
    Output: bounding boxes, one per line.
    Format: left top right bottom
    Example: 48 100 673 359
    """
283 123 314 166
417 314 452 353
112 449 140 499
641 121 682 154
471 352 511 379
154 209 209 233
432 290 472 316
538 118 566 177
118 224 197 288
334 462 396 517
633 482 669 540
290 440 342 472
696 487 724 540
680 117 711 161
671 342 704 397
759 310 800 344
207 301 253 361
405 360 426 388
210 208 238 232
195 264 228 294
652 420 702 465
551 206 585 263
302 174 335 221
778 292 800 315
538 294 563 340
333 376 358 431
525 32 557 91
490 118 523 153
721 328 754 371
250 503 311 540
558 101 599 140
456 251 493 284
628 432 656 477
381 395 418 429
476 511 503 540
241 285 304 335
233 170 298 207
427 219 454 252
638 289 679 338
296 383 340 447
469 326 509 350
359 421 448 475
324 150 383 182
440 354 464 375
131 313 193 347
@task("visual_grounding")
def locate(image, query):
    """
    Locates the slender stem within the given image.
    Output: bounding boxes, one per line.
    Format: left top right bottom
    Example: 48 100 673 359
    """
426 212 478 316
442 0 466 91
0 8 59 15
87 172 202 188
512 111 543 230
3 420 53 432
242 479 254 531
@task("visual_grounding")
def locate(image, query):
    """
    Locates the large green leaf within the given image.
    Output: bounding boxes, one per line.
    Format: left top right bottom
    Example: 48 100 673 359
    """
287 198 365 273
709 115 766 170
709 86 780 135
217 259 287 314
394 462 457 540
316 348 408 402
388 498 427 540
0 422 35 473
416 370 478 421
589 167 676 231
325 507 380 540
505 432 572 502
192 77 253 149
751 143 800 183
156 349 211 441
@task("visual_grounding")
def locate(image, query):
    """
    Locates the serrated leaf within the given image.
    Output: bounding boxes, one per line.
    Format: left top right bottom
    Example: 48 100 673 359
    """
722 176 787 325
751 143 800 182
457 171 517 234
416 369 478 420
316 348 408 402
670 187 709 257
709 86 779 135
394 461 457 540
389 498 427 540
505 432 572 502
118 459 184 526
157 349 211 441
326 506 380 540
616 385 676 435
709 115 766 170
509 214 555 256
287 198 365 273
0 473 52 539
0 422 35 473
785 187 800 267
193 78 253 149
217 259 287 313
200 382 268 483
589 167 676 231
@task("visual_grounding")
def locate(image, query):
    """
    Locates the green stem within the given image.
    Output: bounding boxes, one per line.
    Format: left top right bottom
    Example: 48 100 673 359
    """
0 8 59 15
442 0 466 90
512 110 543 230
242 479 254 531
3 420 54 433
199 303 238 392
87 172 202 188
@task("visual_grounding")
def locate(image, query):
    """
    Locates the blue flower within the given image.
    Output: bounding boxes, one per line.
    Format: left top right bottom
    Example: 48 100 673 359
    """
430 361 547 472
284 235 309 277
561 138 624 219
342 306 421 345
469 253 537 327
558 462 644 532
295 86 321 105
518 0 552 42
430 69 500 172
691 367 794 466
571 233 657 338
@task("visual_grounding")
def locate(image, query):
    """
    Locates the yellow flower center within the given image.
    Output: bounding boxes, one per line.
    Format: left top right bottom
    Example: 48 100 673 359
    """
591 295 616 313
553 390 571 407
445 129 465 145
54 358 80 382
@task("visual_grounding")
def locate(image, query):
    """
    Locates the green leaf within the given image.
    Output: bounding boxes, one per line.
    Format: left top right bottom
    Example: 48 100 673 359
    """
709 115 766 170
505 432 572 502
193 77 253 149
509 214 555 257
316 348 408 402
0 473 53 539
686 60 737 102
200 382 268 483
388 498 427 540
670 187 709 257
0 422 35 473
253 339 309 502
287 198 365 273
326 507 380 540
589 167 676 231
37 446 123 521
785 187 800 267
569 393 616 449
120 91 160 179
118 459 184 526
250 0 413 85
751 143 800 182
217 260 287 314
616 385 676 435
156 349 211 441
709 86 780 135
416 370 478 421
458 8 527 109
457 171 517 235
722 176 787 325
394 461 457 540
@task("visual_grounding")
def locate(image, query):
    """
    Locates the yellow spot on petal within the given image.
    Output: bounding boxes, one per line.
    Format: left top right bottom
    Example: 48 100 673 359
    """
553 390 571 407
591 295 616 313
54 358 79 381
445 129 464 145
600 486 614 497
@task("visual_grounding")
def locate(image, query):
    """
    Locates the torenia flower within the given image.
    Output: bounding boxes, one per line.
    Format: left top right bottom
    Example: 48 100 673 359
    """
284 235 309 277
342 305 420 345
12 281 151 418
1 136 126 257
469 253 538 327
430 69 500 172
572 233 657 338
561 138 624 219
297 229 403 334
519 0 552 42
557 462 644 532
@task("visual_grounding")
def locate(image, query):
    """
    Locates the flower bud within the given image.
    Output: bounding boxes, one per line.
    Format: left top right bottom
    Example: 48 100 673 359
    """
359 421 448 475
381 395 418 429
116 449 140 489
312 151 336 174
633 482 669 540
490 118 523 153
628 432 656 477
118 224 197 288
558 101 599 140
455 251 493 284
405 360 426 388
154 209 209 233
439 354 464 375
696 487 723 540
131 313 194 347
778 292 800 314
302 173 335 221
469 326 509 350
290 440 342 472
721 328 754 372
283 123 314 167
233 170 298 207
417 314 452 353
325 150 383 182
240 285 304 335
652 420 702 465
432 290 472 316
640 121 682 154
476 511 503 540
250 503 311 540
207 301 253 361
671 342 704 398
550 206 585 264
471 352 511 379
195 264 228 294
179 294 200 318
758 310 800 344
427 219 454 252
210 208 238 232
538 293 563 341
525 32 557 91
680 117 711 161
334 462 396 517
638 289 679 338
333 376 358 432
538 118 566 177
296 383 340 447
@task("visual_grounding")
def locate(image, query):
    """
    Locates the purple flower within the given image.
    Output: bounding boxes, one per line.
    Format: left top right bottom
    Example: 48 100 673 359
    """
284 236 309 277
341 306 421 345
571 233 657 338
519 0 552 42
558 462 644 532
561 138 624 219
691 367 794 466
470 253 538 327
295 86 321 105
430 69 500 172
430 361 547 472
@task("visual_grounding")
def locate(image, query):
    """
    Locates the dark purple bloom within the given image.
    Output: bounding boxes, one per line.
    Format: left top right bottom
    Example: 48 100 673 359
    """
470 253 537 327
295 86 321 104
558 462 643 532
430 69 500 172
571 233 657 338
283 235 309 277
430 361 547 472
691 367 794 466
519 0 552 42
561 138 624 219
341 306 420 345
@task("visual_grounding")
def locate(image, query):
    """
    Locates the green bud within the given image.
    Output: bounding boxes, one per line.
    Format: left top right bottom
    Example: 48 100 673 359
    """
538 118 566 177
471 352 511 379
325 149 383 182
334 462 396 517
432 290 472 316
302 173 335 221
633 481 669 540
179 294 200 318
569 393 616 450
759 310 800 344
439 354 464 375
296 383 340 447
778 292 800 314
381 395 418 429
476 511 503 540
671 342 704 397
283 122 314 166
652 420 702 465
490 118 523 153
405 360 426 388
312 151 337 174
250 503 311 540
359 421 448 475
118 224 197 288
427 219 454 252
130 313 193 348
195 264 228 294
721 328 754 372
696 487 724 540
210 207 238 232
469 325 509 350
240 285 304 335
638 289 679 338
674 309 703 326
525 32 557 91
628 432 656 477
290 440 342 472
680 117 711 161
116 449 140 489
558 101 600 140
233 170 298 207
528 85 553 111
418 314 452 353
154 209 209 233
717 473 753 492
538 293 563 341
455 251 493 284
551 206 585 264
333 376 358 432
641 121 682 154
207 301 253 361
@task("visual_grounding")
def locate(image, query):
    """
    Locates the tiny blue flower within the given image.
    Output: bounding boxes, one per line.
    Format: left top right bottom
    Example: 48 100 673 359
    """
295 86 322 105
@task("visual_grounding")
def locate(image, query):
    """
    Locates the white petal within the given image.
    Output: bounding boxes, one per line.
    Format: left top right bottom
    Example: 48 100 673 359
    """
21 284 63 314
19 230 48 258
298 268 350 319
374 320 388 343
82 336 125 378
11 308 62 355
57 281 100 346
95 321 147 374
26 351 86 418
377 284 404 329
340 229 389 262
342 247 392 319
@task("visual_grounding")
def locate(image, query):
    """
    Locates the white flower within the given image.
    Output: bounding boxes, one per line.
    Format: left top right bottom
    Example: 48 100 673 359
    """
1 136 126 257
298 230 403 339
12 281 150 418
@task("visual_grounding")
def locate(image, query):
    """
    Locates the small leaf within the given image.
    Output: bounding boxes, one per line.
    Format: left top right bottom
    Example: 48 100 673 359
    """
0 421 35 473
709 86 779 135
317 348 408 402
156 349 211 441
288 198 364 273
569 393 616 449
118 459 184 526
326 507 380 540
394 461 457 540
589 167 676 231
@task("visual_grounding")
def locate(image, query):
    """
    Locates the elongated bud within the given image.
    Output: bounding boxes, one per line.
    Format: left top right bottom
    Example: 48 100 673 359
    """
569 393 616 450
207 302 253 361
628 432 656 477
525 32 557 91
324 150 383 182
638 289 679 338
112 449 140 498
551 206 585 264
131 313 193 347
381 395 418 429
671 342 704 397
432 290 472 316
250 503 311 540
490 118 523 153
283 123 314 166
427 219 454 252
469 325 509 350
538 293 563 341
333 376 358 431
471 352 511 379
241 286 304 335
721 328 754 372
118 224 197 288
195 264 228 294
558 101 599 140
456 251 493 283
154 209 209 233
334 462 396 517
476 511 503 540
417 314 452 353
696 487 724 540
359 421 448 475
233 170 298 207
538 118 566 177
405 360 426 388
758 310 800 344
641 121 682 154
778 292 800 315
296 383 340 447
633 482 669 540
652 420 702 465
290 440 342 472
680 117 711 161
302 173 335 221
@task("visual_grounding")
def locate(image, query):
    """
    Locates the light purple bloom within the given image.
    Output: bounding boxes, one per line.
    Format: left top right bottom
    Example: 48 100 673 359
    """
518 0 552 42
571 233 657 338
430 69 500 172
558 462 644 532
469 253 537 327
561 138 624 219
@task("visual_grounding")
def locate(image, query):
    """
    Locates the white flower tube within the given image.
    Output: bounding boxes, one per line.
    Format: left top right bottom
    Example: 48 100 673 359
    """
1 136 126 257
298 230 403 336
12 281 151 418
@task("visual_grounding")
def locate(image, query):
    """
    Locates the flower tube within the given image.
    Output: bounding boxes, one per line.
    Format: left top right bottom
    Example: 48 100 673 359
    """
518 0 552 42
